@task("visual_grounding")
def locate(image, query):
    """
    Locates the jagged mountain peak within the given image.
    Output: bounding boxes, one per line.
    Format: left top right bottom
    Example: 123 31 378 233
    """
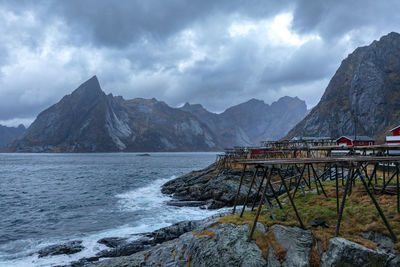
10 76 308 152
70 75 103 99
180 102 211 115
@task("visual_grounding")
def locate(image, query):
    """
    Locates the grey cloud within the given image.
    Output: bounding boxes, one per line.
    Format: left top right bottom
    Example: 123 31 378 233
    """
0 0 399 124
292 0 400 41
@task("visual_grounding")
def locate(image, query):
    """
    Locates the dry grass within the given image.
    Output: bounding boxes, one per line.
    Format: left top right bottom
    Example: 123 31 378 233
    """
309 240 320 267
186 254 192 267
193 229 215 239
219 180 400 252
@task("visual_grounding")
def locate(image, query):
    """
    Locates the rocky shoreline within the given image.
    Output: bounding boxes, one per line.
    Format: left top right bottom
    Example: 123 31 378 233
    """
34 165 400 266
161 163 268 209
92 213 400 267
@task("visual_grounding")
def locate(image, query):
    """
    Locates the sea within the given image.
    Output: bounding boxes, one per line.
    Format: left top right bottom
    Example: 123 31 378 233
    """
0 152 227 266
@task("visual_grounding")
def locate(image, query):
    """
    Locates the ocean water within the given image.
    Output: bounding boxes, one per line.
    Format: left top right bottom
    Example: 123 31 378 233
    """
0 152 226 267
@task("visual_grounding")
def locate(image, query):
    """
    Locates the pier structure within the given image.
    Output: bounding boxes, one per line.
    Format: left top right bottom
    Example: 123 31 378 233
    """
230 156 400 242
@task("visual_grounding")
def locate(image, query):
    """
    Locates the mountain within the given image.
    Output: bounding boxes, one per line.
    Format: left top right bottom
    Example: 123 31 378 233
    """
10 76 307 152
181 96 307 147
0 124 25 149
10 76 219 152
285 32 400 142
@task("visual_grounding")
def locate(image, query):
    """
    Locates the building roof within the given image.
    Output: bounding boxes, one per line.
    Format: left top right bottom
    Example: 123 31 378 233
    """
390 125 400 132
336 135 375 142
386 136 400 141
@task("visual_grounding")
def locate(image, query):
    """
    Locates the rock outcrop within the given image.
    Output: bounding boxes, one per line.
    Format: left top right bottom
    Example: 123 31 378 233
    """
91 213 397 267
94 214 266 267
38 240 84 258
285 32 400 141
161 165 259 208
161 164 288 209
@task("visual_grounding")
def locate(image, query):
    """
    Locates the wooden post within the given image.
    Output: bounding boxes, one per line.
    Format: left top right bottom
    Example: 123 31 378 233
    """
248 167 273 240
240 166 259 217
335 163 353 237
232 164 247 214
358 170 398 242
277 168 305 229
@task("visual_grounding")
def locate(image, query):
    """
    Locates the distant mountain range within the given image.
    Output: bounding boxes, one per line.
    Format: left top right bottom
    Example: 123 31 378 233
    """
286 32 400 142
181 96 306 147
0 124 25 150
9 76 306 152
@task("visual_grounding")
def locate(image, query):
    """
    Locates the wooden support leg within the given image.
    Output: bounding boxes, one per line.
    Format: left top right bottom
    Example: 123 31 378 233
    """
277 168 305 229
251 167 268 211
311 164 328 198
240 166 259 217
292 164 306 199
358 170 398 242
397 164 399 213
335 164 353 237
341 165 345 186
380 169 398 194
232 164 247 214
335 164 339 215
268 180 283 209
248 167 273 240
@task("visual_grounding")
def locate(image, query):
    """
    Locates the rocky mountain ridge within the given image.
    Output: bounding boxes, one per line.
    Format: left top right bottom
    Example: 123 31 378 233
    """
0 124 25 150
10 76 306 152
285 32 400 141
181 96 306 147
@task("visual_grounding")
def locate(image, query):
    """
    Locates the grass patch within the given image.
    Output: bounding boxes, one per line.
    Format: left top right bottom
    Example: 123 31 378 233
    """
218 181 400 252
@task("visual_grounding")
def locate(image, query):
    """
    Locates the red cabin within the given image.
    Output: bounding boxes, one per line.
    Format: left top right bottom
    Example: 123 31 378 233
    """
336 136 375 146
248 147 274 158
386 125 400 144
391 125 400 136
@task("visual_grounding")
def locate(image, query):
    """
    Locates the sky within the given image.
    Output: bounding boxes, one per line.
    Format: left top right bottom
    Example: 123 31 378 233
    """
0 0 400 127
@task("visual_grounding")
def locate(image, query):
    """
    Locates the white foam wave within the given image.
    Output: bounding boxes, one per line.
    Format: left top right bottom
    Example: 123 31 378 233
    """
0 175 231 267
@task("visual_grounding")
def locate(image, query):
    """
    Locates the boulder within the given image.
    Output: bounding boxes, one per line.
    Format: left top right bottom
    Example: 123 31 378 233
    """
320 237 390 267
269 225 313 267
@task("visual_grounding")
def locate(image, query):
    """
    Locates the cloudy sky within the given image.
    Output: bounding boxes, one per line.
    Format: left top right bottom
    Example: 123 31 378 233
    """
0 0 399 127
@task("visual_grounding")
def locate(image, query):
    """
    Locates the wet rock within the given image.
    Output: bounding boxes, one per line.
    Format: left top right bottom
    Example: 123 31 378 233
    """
95 220 201 259
96 237 153 258
320 237 389 267
310 219 329 228
200 199 225 209
97 237 128 248
38 240 84 257
166 200 205 207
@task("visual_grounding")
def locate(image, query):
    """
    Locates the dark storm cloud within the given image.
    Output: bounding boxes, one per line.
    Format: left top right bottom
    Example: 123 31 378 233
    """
0 0 399 126
292 0 400 40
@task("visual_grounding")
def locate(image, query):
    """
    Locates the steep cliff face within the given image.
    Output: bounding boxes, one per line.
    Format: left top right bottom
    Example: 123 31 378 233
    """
0 124 25 149
10 76 220 152
286 32 400 141
182 96 307 147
